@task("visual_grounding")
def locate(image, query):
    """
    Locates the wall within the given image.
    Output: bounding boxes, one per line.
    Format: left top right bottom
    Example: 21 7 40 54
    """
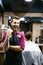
3 12 43 25
0 12 43 41
14 13 43 17
32 22 41 41
4 12 15 24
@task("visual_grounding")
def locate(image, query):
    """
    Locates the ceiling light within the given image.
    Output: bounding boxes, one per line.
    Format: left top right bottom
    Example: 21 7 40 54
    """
25 0 33 2
0 0 3 7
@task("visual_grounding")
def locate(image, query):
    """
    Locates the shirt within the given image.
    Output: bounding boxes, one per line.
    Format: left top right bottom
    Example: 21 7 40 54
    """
22 40 42 65
2 31 25 48
11 31 25 49
23 41 41 52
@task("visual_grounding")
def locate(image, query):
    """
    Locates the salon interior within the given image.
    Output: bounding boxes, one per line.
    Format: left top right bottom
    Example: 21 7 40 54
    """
0 0 43 65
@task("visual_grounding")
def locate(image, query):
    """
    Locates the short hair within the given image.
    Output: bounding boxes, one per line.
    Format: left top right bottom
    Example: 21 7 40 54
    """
10 16 20 22
9 16 20 22
14 16 20 19
25 31 32 40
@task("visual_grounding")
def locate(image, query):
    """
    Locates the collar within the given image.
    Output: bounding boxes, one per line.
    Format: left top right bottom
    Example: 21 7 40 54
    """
11 31 19 35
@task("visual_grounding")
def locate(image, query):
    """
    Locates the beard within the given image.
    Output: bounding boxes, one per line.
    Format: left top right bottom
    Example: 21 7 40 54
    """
13 27 18 32
12 26 19 32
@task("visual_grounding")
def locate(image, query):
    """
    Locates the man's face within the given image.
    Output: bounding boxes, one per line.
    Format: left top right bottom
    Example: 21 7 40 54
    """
10 18 20 32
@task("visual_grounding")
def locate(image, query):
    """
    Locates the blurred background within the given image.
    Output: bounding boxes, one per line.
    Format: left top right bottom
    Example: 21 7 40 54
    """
0 0 43 12
0 0 43 65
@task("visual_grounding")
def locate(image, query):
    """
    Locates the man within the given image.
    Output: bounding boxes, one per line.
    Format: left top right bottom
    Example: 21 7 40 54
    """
3 16 25 65
22 31 42 65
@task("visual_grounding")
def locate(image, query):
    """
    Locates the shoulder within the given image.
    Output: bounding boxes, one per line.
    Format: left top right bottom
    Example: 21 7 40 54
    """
17 31 25 38
19 31 25 38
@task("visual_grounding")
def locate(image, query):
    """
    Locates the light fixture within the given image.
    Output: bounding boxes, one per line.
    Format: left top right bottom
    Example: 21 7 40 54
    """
20 17 25 21
25 0 33 2
0 0 3 7
24 0 36 6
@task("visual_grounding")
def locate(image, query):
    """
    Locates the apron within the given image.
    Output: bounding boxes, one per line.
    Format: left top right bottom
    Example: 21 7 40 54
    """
4 34 22 65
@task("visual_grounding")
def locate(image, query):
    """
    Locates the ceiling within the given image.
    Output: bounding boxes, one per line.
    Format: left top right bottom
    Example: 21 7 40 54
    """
0 0 43 12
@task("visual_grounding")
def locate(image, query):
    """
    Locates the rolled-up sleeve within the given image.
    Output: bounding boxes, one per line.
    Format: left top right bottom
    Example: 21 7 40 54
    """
19 33 25 50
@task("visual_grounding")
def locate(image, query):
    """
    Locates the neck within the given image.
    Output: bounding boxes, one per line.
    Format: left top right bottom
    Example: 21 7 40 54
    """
26 38 32 41
13 30 18 34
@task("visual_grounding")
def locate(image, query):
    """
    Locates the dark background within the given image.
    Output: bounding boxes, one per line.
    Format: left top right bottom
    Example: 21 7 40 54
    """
0 0 43 12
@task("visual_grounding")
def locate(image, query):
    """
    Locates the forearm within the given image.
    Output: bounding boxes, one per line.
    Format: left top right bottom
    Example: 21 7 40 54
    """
9 45 23 51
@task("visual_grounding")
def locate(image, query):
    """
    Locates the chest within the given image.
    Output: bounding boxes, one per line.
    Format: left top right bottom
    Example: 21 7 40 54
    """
9 34 21 45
